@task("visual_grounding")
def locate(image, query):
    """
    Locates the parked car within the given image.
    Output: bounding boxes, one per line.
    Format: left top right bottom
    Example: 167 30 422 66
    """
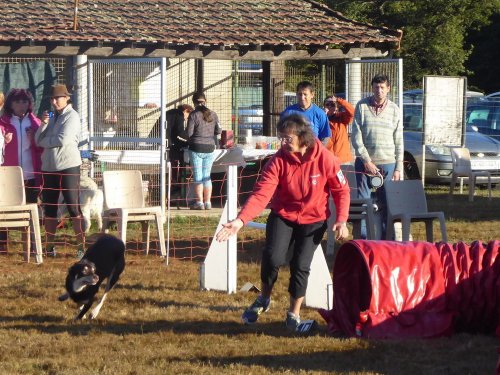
484 92 500 101
402 102 500 184
235 105 263 135
466 99 500 142
403 89 485 104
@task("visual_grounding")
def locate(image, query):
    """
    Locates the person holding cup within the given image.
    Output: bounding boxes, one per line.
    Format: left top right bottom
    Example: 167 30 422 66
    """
35 84 85 258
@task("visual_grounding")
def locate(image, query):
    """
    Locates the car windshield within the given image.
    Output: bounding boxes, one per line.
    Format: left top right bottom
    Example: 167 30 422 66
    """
403 103 423 130
466 100 500 141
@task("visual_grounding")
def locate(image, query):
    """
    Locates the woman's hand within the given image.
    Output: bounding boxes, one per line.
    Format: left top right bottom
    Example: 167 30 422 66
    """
4 132 13 144
25 128 34 142
332 221 349 241
41 111 50 124
216 218 244 242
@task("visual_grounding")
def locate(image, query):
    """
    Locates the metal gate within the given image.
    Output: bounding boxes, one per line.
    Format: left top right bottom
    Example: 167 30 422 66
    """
88 58 168 213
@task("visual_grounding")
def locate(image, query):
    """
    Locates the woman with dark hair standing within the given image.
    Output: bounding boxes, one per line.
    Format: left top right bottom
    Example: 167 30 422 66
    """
216 114 350 332
0 89 43 201
0 89 43 252
186 92 221 210
35 84 85 258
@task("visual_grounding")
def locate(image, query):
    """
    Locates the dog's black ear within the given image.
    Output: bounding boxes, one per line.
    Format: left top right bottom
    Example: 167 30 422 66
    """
58 292 69 302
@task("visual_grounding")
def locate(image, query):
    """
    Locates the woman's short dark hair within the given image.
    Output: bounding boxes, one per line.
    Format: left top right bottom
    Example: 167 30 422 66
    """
4 88 34 116
277 114 316 148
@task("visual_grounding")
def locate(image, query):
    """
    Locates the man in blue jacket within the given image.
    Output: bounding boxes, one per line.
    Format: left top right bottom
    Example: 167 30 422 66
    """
281 81 331 144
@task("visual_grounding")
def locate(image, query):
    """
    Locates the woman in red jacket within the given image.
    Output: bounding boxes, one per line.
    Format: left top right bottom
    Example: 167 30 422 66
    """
216 114 350 332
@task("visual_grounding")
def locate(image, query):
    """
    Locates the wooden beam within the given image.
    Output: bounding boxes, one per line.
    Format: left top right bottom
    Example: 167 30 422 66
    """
8 45 46 54
46 46 81 55
274 50 310 60
239 50 274 60
202 49 240 60
262 61 272 136
112 47 147 56
175 49 203 59
145 48 177 58
0 42 391 60
81 47 114 56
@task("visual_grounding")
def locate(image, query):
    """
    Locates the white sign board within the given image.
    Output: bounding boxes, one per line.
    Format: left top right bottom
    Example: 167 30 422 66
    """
423 76 466 146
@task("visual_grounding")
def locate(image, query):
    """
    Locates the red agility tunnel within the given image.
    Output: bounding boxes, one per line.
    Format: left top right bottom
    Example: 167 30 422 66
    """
319 240 500 339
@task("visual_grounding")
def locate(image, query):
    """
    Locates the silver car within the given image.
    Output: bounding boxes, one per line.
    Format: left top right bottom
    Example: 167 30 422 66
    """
403 102 500 184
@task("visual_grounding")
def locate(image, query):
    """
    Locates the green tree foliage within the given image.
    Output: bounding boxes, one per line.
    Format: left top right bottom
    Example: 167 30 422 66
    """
324 0 500 89
466 13 500 93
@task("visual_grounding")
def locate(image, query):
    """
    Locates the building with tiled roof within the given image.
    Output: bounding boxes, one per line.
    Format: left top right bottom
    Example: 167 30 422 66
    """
0 0 404 213
0 0 401 59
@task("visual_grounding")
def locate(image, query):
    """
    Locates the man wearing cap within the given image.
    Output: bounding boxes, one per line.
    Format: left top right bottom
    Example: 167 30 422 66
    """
35 84 85 258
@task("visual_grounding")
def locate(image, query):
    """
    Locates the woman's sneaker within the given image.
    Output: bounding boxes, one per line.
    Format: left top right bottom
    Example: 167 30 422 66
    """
241 295 270 324
76 245 85 260
190 201 204 210
285 312 301 332
45 245 57 258
204 201 212 210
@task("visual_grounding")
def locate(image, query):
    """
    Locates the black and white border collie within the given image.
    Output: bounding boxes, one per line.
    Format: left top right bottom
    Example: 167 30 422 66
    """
58 234 125 320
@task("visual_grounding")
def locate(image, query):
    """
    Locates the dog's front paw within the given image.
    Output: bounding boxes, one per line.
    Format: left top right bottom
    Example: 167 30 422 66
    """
73 313 85 321
89 306 102 320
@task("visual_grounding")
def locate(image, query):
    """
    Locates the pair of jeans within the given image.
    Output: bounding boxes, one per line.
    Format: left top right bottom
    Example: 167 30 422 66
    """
354 158 396 240
260 211 327 299
189 150 215 188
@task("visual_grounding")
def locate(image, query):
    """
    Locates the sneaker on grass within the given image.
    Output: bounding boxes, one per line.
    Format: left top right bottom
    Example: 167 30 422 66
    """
45 245 57 258
76 246 85 260
190 201 205 210
285 311 301 332
241 295 270 324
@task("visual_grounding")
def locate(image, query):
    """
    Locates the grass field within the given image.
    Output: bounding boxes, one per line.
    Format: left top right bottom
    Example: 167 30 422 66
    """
0 185 498 374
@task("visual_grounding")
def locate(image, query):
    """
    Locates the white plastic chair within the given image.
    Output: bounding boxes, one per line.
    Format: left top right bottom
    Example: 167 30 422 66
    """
102 170 166 257
385 180 447 242
0 166 43 263
449 147 492 202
